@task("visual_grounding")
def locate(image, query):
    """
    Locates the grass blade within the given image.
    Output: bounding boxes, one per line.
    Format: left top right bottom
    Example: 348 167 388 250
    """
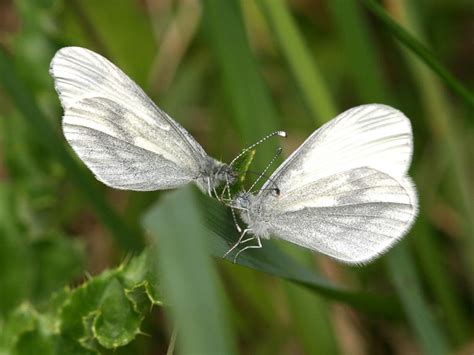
387 246 448 355
142 187 237 354
200 193 402 318
362 0 474 110
202 0 279 167
327 0 390 103
258 0 337 124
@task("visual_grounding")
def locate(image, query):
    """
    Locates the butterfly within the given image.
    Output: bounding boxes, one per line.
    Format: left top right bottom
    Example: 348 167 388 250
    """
50 46 239 196
226 104 418 264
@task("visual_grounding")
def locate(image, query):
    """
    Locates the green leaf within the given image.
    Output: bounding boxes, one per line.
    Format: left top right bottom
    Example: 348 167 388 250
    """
0 249 162 354
93 279 142 349
59 270 118 341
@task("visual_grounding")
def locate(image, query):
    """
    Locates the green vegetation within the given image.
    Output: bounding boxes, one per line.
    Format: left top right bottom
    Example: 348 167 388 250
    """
0 1 472 354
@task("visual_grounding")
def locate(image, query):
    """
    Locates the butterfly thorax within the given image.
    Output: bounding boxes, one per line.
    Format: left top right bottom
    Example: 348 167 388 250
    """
233 192 273 239
195 158 236 192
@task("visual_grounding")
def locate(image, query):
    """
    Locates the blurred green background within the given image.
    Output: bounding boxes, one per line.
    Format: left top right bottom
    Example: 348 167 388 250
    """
0 0 473 354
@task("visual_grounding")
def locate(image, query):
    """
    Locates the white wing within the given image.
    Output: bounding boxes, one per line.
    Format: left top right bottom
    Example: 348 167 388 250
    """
50 47 213 190
262 167 418 264
262 104 413 194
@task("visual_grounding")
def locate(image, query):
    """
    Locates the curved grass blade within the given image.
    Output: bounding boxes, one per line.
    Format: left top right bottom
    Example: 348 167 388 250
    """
362 0 474 110
197 192 403 318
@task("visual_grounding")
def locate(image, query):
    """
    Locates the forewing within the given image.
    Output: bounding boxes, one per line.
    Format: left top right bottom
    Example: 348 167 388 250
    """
262 104 413 194
262 167 418 264
50 47 210 177
63 97 198 190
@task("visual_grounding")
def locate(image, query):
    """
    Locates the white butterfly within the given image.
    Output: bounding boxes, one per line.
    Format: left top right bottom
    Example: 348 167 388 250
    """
50 46 236 195
227 104 418 264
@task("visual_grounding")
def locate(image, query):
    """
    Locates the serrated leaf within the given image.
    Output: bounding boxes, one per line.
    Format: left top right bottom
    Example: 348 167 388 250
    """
119 250 162 307
125 283 153 315
59 270 118 340
1 249 163 353
78 311 100 351
92 278 142 349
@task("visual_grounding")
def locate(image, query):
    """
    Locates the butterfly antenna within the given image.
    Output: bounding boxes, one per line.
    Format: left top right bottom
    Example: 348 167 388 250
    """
229 131 287 167
248 147 283 193
245 170 280 195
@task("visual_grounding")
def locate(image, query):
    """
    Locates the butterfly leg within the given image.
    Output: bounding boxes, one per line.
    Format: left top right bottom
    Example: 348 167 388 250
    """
233 236 262 263
207 177 212 197
223 228 250 259
224 174 242 232
219 180 228 201
231 208 242 233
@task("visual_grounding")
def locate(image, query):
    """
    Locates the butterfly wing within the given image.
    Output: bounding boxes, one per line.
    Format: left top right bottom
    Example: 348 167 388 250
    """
260 104 413 195
63 97 201 190
50 46 212 190
259 167 418 264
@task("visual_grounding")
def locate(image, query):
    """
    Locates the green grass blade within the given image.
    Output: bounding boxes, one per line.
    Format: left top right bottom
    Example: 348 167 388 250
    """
387 246 448 355
142 187 237 354
202 0 279 167
283 276 340 355
362 0 474 110
258 0 337 124
327 0 390 103
0 48 143 252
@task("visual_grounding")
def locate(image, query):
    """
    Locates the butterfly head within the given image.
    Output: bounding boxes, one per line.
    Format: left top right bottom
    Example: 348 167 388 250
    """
231 191 254 211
